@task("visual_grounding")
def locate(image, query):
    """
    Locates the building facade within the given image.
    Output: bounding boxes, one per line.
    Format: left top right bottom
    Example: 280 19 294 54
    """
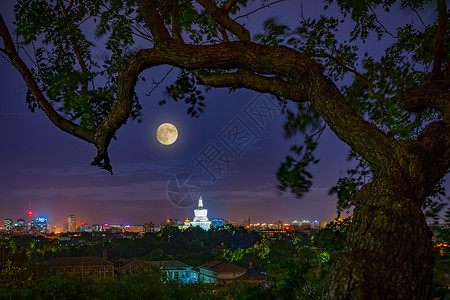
68 215 76 232
44 256 114 279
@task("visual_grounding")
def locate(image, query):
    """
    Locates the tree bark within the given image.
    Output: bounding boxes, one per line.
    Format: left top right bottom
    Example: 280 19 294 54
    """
323 171 433 299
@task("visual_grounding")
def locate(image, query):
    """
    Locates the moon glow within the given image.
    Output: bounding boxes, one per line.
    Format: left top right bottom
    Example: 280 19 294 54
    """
156 123 178 145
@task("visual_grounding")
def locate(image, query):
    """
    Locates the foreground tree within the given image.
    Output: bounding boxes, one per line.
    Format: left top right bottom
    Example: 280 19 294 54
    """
0 0 448 298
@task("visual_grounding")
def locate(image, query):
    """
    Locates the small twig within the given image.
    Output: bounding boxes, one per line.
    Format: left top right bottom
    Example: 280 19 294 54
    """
411 7 426 28
311 124 326 142
0 50 14 67
146 66 175 96
234 0 285 21
369 7 397 39
18 44 38 69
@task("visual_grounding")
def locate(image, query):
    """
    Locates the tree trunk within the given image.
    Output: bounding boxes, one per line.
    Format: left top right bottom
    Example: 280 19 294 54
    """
323 173 433 300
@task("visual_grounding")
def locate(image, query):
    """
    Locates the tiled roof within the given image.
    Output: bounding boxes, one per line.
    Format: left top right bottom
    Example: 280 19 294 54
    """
121 258 150 270
200 261 246 273
149 260 192 269
235 268 266 281
44 256 113 266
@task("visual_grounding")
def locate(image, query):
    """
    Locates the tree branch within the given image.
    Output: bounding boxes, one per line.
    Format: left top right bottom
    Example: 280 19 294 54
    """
369 6 396 39
223 0 239 12
146 66 175 96
171 5 184 43
398 82 450 119
234 0 285 21
137 0 173 47
196 0 250 41
61 5 89 92
430 0 447 81
218 25 230 42
0 13 94 144
197 69 308 102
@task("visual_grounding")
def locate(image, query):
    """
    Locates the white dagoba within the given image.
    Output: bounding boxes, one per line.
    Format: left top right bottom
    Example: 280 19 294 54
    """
190 196 211 231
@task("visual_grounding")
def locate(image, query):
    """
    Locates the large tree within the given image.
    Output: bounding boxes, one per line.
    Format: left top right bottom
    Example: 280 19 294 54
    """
1 0 449 298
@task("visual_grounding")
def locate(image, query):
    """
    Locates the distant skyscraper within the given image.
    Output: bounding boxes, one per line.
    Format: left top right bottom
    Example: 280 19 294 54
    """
17 218 26 227
211 218 224 228
190 196 211 231
3 219 13 232
68 215 76 232
27 201 33 229
32 217 48 234
274 220 283 230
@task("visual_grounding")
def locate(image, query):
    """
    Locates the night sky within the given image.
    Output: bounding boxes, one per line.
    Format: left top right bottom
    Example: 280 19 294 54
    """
0 0 447 228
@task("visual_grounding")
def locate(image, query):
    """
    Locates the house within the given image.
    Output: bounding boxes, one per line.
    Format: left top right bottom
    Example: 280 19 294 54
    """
44 256 114 279
235 262 266 285
196 261 247 284
110 258 151 273
149 260 198 284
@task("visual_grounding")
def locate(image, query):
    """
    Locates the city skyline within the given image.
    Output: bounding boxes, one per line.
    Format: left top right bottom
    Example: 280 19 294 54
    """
1 201 333 229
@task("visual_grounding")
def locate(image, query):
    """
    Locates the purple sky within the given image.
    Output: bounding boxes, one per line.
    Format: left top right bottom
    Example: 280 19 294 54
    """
0 0 447 227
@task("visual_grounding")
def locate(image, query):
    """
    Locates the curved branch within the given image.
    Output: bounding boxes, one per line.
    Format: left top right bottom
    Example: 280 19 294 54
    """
398 82 450 120
197 69 308 102
0 13 94 143
196 0 250 41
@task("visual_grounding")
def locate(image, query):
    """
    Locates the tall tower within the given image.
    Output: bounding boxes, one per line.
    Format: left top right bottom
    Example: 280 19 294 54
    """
68 214 76 232
27 201 33 230
190 196 211 231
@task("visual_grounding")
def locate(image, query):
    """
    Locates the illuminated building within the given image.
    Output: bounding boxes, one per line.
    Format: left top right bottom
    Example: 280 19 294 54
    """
17 218 26 227
77 222 91 232
3 219 13 232
197 261 247 284
92 224 102 232
274 220 283 230
291 220 300 231
190 196 211 231
32 217 48 234
211 218 224 228
150 261 198 284
68 215 76 232
312 220 320 229
44 257 114 279
123 225 144 233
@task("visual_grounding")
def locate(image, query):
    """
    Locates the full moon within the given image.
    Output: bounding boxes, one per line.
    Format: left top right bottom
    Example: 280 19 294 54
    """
156 123 178 145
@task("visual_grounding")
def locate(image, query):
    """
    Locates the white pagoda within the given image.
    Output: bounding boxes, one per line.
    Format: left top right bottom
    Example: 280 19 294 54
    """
190 196 211 231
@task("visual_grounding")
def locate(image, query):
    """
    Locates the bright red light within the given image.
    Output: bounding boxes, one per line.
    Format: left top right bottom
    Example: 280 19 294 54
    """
104 223 109 226
81 222 86 226
284 226 291 232
28 210 33 217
